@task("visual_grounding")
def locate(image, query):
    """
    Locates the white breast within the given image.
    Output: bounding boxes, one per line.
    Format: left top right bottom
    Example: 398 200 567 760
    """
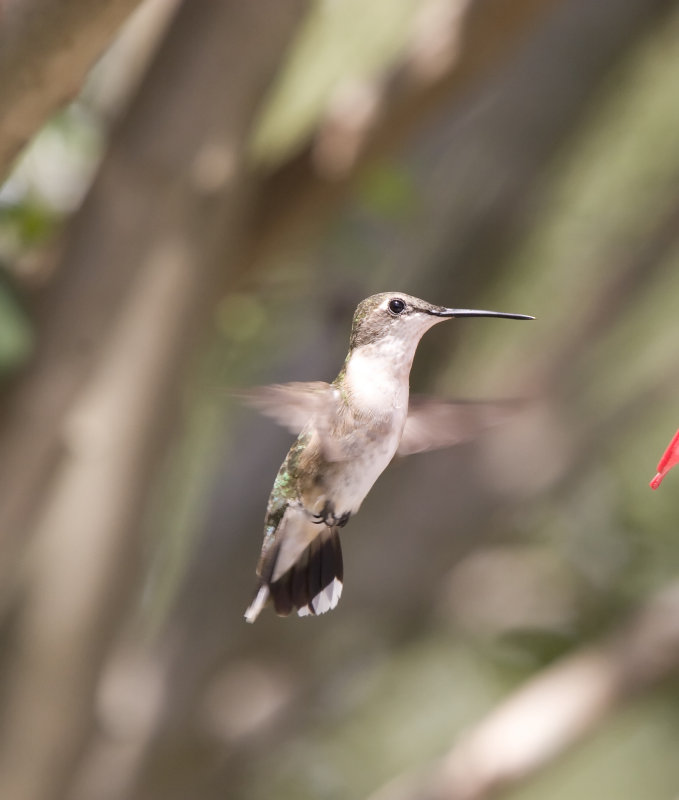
330 431 403 515
344 344 409 416
334 344 410 513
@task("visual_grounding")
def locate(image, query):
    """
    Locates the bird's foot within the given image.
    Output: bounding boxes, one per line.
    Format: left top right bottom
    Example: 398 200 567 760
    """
310 501 350 528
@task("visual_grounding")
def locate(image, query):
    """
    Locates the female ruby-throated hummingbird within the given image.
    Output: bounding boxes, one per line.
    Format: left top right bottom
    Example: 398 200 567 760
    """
244 292 533 622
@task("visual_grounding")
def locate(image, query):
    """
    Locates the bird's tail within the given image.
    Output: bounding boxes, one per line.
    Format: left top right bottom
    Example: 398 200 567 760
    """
244 509 343 622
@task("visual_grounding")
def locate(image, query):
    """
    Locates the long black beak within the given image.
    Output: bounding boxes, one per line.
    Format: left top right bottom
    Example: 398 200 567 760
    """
428 307 534 320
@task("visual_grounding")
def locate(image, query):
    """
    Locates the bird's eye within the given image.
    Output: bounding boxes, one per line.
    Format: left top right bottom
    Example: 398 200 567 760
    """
388 298 406 316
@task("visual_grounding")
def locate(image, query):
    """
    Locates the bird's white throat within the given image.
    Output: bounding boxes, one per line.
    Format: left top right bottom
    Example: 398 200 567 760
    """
344 340 413 416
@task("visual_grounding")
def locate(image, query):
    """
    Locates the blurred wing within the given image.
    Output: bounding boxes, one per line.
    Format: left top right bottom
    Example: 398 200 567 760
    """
398 396 524 457
239 382 359 462
236 381 336 434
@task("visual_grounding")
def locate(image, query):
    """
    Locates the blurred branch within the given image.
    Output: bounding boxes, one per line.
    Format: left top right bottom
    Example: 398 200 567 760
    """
0 2 307 800
536 184 679 396
514 188 679 502
310 0 559 178
368 582 679 800
249 0 561 268
0 0 147 179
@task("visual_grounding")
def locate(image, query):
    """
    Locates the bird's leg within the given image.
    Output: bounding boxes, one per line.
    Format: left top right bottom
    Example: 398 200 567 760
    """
310 499 332 524
310 499 350 527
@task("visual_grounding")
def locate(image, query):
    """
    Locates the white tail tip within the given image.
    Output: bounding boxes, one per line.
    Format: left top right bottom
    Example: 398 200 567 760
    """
297 578 343 618
244 585 270 623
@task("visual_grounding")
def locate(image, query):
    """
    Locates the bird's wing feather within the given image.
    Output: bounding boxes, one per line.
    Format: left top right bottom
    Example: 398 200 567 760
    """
237 381 336 433
238 381 356 461
398 396 523 456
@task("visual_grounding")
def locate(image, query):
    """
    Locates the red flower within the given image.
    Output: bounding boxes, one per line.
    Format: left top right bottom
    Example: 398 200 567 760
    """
650 429 679 489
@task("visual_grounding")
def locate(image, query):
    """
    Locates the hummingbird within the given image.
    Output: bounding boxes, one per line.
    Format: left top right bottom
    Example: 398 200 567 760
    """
244 292 533 622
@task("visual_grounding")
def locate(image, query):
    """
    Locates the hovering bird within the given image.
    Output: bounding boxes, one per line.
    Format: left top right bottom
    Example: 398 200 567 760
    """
244 292 533 622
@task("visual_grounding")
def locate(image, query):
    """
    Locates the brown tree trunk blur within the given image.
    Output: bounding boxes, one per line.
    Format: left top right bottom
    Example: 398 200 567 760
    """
0 3 307 800
0 0 146 177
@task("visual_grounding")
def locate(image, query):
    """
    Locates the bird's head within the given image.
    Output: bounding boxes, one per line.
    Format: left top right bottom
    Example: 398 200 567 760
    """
349 292 533 351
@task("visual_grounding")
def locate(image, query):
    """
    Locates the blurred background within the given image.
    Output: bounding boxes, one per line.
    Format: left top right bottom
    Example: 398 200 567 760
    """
1 1 679 798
